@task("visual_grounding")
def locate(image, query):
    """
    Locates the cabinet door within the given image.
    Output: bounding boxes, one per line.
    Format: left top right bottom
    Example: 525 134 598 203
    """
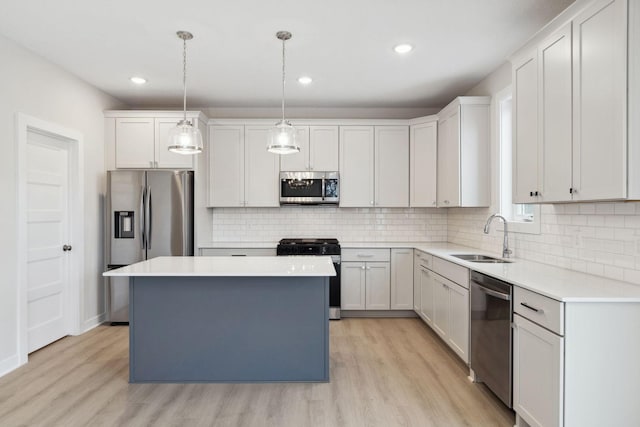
512 51 540 203
115 118 155 168
390 249 413 310
341 262 366 310
413 257 422 313
410 121 438 207
279 126 310 171
365 262 390 310
208 125 245 207
309 126 339 171
339 126 374 207
431 274 449 337
447 283 469 363
572 0 627 201
437 109 460 207
513 314 564 427
420 268 434 325
245 126 280 207
375 126 409 207
155 118 195 169
539 24 573 203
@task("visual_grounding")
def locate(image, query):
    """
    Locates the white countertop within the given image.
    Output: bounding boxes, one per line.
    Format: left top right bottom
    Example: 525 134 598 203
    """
103 256 337 277
198 242 277 249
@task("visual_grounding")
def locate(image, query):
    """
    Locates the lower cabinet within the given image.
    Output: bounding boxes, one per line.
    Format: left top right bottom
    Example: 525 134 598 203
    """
390 249 414 309
341 261 390 310
419 268 434 324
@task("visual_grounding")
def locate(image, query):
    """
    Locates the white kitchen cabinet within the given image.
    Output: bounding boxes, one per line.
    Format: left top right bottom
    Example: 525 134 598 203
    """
419 268 434 325
339 126 374 207
208 125 279 207
245 126 280 207
341 248 391 310
281 126 338 171
410 119 438 207
513 314 564 427
571 0 627 201
511 0 638 203
375 126 409 207
208 125 245 207
339 125 409 207
430 271 469 363
390 249 413 310
110 115 196 169
436 97 490 208
413 252 422 313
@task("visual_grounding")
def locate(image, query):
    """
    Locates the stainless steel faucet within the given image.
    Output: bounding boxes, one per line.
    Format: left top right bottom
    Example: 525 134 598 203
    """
484 214 512 258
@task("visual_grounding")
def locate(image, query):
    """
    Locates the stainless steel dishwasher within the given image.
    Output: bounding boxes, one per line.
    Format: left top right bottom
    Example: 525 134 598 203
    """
470 271 513 408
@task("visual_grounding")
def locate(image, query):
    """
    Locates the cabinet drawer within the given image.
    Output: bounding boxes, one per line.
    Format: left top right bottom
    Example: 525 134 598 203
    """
342 248 390 262
514 287 564 335
432 257 469 289
200 248 276 256
414 250 433 269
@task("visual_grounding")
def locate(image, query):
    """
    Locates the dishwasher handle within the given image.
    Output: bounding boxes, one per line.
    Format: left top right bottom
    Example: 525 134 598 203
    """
475 283 511 301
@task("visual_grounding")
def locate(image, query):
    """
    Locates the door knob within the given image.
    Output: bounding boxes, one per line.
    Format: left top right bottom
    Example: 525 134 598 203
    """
63 244 72 252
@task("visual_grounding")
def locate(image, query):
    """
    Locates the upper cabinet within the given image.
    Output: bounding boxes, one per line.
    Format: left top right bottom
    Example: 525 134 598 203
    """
436 97 490 208
512 0 638 203
339 125 409 208
280 125 338 171
105 111 206 169
208 124 279 207
410 118 438 208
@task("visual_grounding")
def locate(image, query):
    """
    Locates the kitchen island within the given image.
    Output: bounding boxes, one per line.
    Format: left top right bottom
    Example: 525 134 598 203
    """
103 256 336 383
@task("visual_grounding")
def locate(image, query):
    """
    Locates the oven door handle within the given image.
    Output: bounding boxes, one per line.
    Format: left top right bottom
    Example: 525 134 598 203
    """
475 283 511 301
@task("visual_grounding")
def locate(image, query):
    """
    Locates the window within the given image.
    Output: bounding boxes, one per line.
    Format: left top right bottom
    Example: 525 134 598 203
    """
496 87 540 234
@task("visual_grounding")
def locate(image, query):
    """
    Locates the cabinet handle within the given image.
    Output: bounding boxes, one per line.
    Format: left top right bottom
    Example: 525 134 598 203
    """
357 254 374 258
520 302 543 314
444 200 450 204
370 201 374 205
432 201 436 205
149 161 154 167
569 188 577 195
361 266 366 270
530 191 533 197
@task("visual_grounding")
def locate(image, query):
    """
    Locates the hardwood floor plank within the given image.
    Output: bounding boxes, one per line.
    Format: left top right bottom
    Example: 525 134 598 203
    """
0 319 514 427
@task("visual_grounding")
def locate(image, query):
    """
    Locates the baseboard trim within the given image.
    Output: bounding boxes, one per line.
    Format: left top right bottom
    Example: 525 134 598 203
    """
81 312 107 334
342 310 418 318
0 354 23 378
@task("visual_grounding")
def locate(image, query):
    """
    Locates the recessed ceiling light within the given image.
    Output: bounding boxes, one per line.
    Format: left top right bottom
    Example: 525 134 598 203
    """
298 76 313 85
130 76 147 85
394 44 413 54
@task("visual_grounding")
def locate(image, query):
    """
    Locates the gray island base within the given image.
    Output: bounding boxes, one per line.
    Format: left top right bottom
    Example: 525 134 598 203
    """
129 275 329 383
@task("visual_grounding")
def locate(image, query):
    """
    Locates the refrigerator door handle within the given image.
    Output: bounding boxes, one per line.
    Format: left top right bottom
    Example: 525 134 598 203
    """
146 185 152 249
140 186 146 250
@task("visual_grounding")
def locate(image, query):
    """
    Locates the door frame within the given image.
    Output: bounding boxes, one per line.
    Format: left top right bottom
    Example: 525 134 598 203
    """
16 113 84 364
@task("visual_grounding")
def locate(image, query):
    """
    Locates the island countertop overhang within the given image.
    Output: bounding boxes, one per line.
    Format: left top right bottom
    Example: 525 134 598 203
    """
103 256 337 277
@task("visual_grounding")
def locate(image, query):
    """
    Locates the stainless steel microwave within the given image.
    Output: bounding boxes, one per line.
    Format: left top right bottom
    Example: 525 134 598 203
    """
279 171 339 205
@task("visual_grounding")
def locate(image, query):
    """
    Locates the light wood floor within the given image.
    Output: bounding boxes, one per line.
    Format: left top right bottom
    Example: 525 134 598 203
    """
0 318 514 427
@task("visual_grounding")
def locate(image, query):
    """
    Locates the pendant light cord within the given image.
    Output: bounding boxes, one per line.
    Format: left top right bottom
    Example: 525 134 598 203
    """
182 36 188 123
281 37 286 123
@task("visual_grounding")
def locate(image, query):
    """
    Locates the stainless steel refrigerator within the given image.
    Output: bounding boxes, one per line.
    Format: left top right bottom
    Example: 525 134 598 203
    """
106 170 194 323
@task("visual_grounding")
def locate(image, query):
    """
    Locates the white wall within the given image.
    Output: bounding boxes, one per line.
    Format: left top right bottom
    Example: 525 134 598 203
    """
449 61 640 287
0 34 125 376
207 207 447 244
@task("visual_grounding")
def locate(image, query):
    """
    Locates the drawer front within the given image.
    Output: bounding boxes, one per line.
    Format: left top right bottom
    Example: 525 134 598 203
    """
432 257 469 289
200 248 277 256
342 248 390 262
514 286 564 335
414 250 433 269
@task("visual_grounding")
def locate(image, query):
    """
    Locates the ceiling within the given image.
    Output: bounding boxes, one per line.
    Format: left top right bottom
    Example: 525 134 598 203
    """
0 0 574 109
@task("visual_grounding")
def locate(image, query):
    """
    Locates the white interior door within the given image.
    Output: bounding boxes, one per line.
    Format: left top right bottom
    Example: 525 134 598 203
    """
26 130 71 353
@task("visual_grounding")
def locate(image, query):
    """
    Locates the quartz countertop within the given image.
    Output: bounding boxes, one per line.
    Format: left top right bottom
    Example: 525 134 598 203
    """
103 256 336 277
198 242 277 249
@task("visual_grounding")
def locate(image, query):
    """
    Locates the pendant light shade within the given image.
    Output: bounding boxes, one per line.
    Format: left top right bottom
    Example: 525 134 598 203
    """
267 31 300 155
168 31 203 155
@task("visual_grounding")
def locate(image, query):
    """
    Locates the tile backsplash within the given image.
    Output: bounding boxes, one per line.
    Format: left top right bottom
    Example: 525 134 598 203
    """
448 202 640 286
210 207 447 243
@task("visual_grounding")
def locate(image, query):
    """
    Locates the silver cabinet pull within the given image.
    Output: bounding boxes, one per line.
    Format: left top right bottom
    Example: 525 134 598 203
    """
357 254 374 258
478 285 511 301
62 244 72 252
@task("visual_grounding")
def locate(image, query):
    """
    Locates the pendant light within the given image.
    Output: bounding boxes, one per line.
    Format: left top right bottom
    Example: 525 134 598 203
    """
168 31 203 155
267 31 300 155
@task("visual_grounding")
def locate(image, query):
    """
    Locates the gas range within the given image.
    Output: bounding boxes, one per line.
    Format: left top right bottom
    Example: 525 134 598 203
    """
276 238 341 319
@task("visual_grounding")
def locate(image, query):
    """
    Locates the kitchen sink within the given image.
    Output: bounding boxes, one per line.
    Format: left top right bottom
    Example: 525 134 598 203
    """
451 254 513 263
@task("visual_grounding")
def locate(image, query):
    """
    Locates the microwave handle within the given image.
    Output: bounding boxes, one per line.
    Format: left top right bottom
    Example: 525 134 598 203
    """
321 178 326 201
